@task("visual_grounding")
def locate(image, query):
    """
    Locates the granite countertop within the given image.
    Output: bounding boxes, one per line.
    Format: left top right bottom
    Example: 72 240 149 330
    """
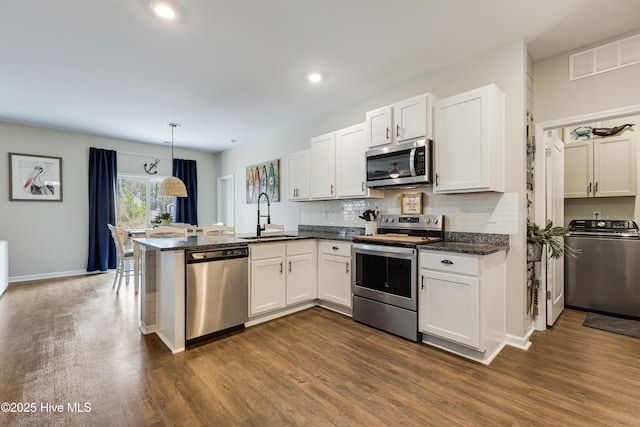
132 225 509 255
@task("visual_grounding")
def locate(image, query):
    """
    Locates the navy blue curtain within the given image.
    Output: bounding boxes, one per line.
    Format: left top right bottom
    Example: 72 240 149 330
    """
87 147 118 272
174 158 198 225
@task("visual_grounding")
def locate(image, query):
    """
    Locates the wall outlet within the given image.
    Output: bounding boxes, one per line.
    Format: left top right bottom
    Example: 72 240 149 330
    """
593 211 601 219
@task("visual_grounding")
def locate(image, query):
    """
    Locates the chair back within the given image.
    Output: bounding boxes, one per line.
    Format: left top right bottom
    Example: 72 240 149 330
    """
146 225 188 238
262 224 285 236
173 223 198 235
202 224 236 238
107 224 128 257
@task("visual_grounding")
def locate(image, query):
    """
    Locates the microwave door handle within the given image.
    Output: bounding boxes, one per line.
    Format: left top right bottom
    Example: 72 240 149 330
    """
409 148 417 176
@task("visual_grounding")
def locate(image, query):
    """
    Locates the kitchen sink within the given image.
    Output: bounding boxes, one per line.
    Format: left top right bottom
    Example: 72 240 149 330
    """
239 234 297 240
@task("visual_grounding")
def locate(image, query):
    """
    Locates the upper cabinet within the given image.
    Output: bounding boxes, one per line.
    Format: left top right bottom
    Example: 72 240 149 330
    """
286 149 310 201
564 135 637 198
336 123 384 199
310 132 337 199
433 84 505 194
309 124 383 200
365 93 437 148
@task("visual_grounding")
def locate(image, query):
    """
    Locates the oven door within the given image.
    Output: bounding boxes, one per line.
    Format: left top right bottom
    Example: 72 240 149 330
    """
352 243 417 311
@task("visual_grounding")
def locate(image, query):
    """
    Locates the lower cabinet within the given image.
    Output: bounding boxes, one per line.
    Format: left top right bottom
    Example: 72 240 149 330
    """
318 241 352 308
249 241 316 316
419 249 506 364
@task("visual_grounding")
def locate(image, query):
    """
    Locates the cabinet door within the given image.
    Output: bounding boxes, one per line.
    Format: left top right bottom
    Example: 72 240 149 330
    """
434 84 504 193
318 254 352 308
286 253 316 305
286 150 310 200
365 105 393 148
336 123 367 197
419 269 481 349
564 141 593 198
594 136 637 197
250 258 286 316
310 132 336 199
394 94 427 143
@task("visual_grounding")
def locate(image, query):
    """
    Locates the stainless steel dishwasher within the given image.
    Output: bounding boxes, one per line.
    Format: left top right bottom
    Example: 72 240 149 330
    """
186 246 249 342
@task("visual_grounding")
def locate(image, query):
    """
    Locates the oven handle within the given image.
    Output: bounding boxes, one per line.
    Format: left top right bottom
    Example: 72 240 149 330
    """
409 148 416 177
352 243 416 258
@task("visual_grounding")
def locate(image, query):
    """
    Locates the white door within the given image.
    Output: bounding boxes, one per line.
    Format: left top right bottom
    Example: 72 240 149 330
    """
546 131 564 326
216 175 234 226
336 123 366 197
310 132 336 199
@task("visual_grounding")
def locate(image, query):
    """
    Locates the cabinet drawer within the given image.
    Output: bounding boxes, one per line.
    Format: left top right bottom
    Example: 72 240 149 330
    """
420 251 479 276
286 240 314 256
319 241 351 257
250 243 285 260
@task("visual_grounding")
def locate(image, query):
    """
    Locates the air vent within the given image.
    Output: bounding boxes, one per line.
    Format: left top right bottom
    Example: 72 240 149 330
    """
569 33 640 81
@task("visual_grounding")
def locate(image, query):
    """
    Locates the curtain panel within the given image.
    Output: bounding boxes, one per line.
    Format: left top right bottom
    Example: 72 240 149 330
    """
174 158 198 225
87 147 118 272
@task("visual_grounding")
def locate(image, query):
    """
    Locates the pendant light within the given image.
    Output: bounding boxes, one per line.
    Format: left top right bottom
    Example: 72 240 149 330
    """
159 123 188 197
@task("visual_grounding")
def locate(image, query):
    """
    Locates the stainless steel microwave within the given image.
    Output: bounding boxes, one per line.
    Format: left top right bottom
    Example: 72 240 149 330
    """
365 139 432 188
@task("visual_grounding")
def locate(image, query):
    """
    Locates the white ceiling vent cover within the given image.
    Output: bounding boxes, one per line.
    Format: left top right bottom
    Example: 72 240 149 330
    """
569 33 640 81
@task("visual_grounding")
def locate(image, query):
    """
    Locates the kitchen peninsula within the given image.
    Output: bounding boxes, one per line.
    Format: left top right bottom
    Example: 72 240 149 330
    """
134 227 508 358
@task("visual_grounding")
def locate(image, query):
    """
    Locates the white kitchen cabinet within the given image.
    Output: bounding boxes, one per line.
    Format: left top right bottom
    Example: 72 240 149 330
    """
318 241 352 308
286 240 317 305
249 241 316 316
249 244 286 316
419 249 506 365
433 84 505 194
564 135 637 198
336 123 384 199
310 132 337 199
365 93 437 148
286 149 310 200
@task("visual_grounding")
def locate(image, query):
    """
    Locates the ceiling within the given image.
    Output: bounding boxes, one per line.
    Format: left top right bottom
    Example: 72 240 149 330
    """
2 0 640 153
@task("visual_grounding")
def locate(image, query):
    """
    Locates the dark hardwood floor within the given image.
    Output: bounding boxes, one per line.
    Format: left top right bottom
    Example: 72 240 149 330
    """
0 273 638 426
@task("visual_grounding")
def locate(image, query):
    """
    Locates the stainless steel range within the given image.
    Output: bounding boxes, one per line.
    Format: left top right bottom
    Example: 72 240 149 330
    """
352 214 444 341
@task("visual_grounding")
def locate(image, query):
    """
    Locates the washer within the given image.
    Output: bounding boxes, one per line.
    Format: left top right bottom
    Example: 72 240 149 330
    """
565 219 640 319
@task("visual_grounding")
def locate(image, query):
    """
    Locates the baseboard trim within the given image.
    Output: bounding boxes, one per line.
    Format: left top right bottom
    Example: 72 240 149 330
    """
505 326 534 350
9 269 106 284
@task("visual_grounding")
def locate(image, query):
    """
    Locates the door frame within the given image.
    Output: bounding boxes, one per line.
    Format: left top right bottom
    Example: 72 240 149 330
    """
216 174 235 226
533 103 640 331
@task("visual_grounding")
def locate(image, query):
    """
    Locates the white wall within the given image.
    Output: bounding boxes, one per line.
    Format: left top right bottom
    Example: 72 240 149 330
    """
219 40 530 338
0 121 218 281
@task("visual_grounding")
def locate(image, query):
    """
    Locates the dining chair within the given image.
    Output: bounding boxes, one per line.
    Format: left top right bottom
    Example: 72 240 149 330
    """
146 226 188 238
173 223 198 235
261 223 285 236
107 224 137 293
202 224 236 238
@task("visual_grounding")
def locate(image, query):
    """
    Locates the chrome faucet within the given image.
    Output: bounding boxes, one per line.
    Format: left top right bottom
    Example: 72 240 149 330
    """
256 192 271 236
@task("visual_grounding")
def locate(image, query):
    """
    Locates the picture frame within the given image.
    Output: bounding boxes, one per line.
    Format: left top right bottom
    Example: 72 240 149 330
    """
9 153 63 201
401 192 423 214
246 158 280 204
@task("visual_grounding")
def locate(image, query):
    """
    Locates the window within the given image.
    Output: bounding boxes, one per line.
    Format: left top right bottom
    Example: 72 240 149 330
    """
117 175 174 228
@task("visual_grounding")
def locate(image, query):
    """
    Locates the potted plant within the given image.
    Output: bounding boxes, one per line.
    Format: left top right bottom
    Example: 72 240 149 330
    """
526 220 569 262
150 212 173 228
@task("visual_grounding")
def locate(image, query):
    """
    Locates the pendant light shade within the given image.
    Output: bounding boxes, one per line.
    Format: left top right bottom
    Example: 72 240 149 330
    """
159 123 188 197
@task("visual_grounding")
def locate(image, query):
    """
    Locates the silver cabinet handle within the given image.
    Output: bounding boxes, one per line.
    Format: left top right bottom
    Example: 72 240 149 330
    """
588 182 592 194
386 127 390 140
595 182 598 193
346 262 350 274
280 262 283 274
330 184 334 194
396 124 400 138
288 261 292 272
332 246 339 251
435 173 440 186
421 275 425 290
441 259 454 265
361 181 365 192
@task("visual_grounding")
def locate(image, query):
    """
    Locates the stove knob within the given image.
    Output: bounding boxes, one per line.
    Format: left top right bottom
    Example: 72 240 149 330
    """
433 218 438 224
384 218 389 223
425 218 431 224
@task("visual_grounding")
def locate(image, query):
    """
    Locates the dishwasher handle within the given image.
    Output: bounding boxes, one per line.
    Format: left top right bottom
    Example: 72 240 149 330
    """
187 247 248 263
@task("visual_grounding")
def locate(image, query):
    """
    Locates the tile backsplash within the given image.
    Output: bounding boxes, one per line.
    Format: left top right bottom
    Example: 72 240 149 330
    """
300 188 520 234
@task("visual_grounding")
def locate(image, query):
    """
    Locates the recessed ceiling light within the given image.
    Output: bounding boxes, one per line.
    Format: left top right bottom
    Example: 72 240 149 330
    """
307 73 323 83
153 2 176 20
